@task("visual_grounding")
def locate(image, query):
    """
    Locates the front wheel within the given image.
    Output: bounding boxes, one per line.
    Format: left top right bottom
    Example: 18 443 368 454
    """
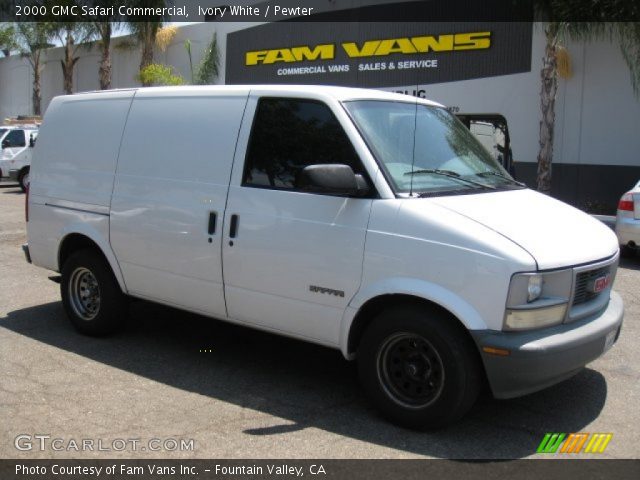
358 304 481 429
61 249 128 336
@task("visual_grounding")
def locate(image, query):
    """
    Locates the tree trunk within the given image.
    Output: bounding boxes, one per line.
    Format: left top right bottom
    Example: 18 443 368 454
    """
61 29 75 94
139 27 155 86
536 26 558 195
99 25 112 90
32 53 42 116
61 59 73 95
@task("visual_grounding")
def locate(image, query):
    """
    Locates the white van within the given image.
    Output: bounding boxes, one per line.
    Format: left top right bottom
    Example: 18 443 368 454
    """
25 86 623 428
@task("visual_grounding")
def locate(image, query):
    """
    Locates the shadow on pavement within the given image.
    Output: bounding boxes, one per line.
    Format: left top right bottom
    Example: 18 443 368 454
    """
1 299 608 459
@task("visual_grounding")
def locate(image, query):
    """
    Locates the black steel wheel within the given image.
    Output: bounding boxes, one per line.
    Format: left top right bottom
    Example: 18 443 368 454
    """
358 303 481 429
377 332 445 408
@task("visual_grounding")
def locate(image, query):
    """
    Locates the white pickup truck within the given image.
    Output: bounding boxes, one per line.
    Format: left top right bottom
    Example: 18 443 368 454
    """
0 125 38 192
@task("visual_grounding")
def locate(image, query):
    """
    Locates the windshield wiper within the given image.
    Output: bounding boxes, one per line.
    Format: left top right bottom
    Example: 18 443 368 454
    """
405 169 496 189
475 171 526 187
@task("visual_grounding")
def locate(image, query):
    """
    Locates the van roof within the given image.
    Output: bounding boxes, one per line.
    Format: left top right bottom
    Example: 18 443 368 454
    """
68 85 444 107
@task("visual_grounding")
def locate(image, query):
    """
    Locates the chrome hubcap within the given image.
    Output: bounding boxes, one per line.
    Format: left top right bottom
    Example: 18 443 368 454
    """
377 332 445 408
69 267 100 321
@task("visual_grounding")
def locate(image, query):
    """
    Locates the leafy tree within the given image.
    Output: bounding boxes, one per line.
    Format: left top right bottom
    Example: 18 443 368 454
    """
0 23 16 57
534 1 640 194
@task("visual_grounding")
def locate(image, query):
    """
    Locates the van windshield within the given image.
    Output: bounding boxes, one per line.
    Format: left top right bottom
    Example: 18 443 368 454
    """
343 100 524 196
0 128 7 139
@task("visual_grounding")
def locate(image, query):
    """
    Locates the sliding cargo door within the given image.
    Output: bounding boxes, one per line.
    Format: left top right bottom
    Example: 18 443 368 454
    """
110 89 249 318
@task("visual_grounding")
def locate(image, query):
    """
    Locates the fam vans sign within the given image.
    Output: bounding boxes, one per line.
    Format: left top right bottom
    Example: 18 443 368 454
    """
226 22 532 87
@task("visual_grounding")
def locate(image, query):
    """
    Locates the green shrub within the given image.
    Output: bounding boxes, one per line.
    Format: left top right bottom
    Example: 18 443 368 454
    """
137 64 185 86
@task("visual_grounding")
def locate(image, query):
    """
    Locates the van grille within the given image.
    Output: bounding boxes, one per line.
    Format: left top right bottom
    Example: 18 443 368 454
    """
573 266 610 306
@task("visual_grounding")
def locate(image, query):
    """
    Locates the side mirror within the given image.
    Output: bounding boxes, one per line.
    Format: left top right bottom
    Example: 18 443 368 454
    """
29 135 36 148
1 139 9 149
297 164 370 196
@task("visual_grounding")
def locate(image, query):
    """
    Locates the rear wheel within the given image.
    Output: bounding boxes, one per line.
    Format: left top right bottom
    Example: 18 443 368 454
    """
61 248 128 336
620 244 636 258
18 167 29 192
358 304 481 429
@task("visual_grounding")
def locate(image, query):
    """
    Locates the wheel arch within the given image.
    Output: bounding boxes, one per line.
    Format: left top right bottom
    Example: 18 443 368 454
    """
58 231 127 293
341 278 488 359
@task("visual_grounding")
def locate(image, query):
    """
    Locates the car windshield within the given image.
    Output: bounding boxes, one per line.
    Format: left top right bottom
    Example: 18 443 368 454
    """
343 100 524 195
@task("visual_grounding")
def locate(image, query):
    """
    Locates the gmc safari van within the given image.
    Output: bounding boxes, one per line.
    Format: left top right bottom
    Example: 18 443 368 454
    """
25 86 624 428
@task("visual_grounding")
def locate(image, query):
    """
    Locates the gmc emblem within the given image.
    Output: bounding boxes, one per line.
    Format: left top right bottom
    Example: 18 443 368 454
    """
591 274 611 293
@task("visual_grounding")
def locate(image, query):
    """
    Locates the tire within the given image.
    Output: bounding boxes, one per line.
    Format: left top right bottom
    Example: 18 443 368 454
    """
358 304 481 430
18 168 29 192
60 248 128 336
620 245 636 259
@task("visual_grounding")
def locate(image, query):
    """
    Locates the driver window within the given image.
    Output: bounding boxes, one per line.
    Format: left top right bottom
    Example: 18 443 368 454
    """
243 98 364 191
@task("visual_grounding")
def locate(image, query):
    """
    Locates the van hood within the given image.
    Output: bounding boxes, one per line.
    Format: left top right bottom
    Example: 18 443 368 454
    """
430 188 618 270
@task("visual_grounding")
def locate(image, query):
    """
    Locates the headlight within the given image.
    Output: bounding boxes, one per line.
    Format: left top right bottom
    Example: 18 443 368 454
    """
504 270 572 331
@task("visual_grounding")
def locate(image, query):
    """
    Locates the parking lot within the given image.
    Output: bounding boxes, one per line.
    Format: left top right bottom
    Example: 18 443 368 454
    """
1 183 638 459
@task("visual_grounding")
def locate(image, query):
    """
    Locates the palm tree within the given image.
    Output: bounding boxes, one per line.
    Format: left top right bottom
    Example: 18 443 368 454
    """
92 20 120 90
14 23 56 115
54 22 94 94
126 0 168 85
534 1 640 194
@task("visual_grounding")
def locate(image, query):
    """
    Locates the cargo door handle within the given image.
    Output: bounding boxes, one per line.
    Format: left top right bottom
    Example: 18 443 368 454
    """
229 214 239 239
207 211 217 235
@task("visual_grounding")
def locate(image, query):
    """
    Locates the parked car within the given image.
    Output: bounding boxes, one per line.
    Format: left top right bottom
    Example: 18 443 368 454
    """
615 180 640 257
24 86 624 429
0 125 38 191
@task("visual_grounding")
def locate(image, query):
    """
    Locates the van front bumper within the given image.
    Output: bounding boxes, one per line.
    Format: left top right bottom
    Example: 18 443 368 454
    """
471 291 624 399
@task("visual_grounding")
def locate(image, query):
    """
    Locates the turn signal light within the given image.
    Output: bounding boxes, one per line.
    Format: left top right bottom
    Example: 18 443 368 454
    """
482 346 510 356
